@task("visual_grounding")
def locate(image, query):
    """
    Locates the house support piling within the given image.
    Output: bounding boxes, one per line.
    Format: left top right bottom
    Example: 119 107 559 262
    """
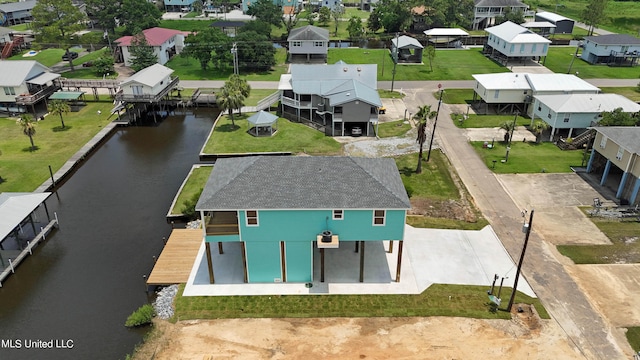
395 240 404 282
359 241 365 283
205 242 214 284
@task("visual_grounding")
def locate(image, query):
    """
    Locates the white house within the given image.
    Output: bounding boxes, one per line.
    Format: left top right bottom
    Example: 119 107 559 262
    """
287 25 329 63
473 0 528 30
532 93 640 140
115 27 187 67
580 34 640 67
0 60 60 114
115 64 179 102
472 73 600 115
278 61 382 137
484 21 551 64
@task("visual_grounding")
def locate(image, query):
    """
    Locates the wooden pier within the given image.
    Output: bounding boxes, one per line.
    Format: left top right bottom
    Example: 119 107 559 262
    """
147 229 202 286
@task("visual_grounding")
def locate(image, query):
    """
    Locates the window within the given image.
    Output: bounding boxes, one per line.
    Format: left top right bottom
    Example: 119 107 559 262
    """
373 210 385 226
510 44 514 53
494 90 499 99
616 147 624 160
314 41 324 47
520 44 525 53
246 210 258 226
532 43 537 53
600 135 607 148
132 85 143 95
563 114 570 123
543 44 548 53
333 210 343 220
292 41 301 47
3 87 15 96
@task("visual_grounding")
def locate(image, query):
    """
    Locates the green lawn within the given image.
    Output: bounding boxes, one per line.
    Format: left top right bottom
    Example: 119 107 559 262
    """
627 327 640 354
202 114 342 155
395 152 458 201
544 47 640 79
9 23 31 31
454 114 531 129
166 48 288 81
378 90 405 99
599 87 640 102
158 19 214 32
328 48 508 81
173 283 548 320
406 215 490 230
556 207 640 264
170 165 213 216
244 89 279 107
377 120 411 138
0 102 117 192
440 89 475 105
8 47 108 68
470 141 585 174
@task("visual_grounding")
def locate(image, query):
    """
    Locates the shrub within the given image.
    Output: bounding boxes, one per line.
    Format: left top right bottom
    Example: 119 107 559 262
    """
124 304 155 327
181 188 203 220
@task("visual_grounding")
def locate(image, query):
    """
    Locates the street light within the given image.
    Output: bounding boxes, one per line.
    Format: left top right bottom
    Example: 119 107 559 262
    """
426 83 443 162
506 209 534 312
231 43 238 75
504 111 518 162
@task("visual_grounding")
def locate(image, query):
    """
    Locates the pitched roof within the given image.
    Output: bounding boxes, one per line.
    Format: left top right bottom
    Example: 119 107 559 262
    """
392 35 424 50
120 64 174 87
525 74 599 92
486 21 551 44
584 34 640 46
472 72 531 90
196 156 411 210
0 192 51 242
535 11 571 22
593 127 640 155
474 0 527 7
0 60 50 87
288 25 329 41
247 110 278 126
115 27 187 47
423 28 469 37
521 21 556 29
0 0 37 13
534 94 640 114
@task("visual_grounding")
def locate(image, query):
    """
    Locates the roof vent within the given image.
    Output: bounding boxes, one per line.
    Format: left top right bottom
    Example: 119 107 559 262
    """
343 67 348 72
357 67 361 72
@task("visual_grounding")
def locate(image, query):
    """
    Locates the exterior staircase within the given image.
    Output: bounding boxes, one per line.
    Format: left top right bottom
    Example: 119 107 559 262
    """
1 36 23 59
557 128 596 150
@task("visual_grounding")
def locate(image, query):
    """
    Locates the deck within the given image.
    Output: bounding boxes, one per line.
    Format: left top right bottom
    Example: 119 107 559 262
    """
147 229 202 286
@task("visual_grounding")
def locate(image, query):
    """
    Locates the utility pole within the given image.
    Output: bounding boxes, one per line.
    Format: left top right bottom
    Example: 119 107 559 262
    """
426 83 443 162
505 111 518 162
567 43 580 74
231 43 238 75
391 33 399 92
507 209 534 312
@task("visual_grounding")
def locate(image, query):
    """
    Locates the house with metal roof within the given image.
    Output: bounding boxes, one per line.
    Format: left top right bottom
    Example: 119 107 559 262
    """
580 34 640 67
473 0 529 30
472 72 600 115
242 0 299 14
534 11 574 34
164 0 199 12
0 0 36 26
278 61 382 136
423 28 469 48
287 25 329 63
0 60 61 114
532 93 640 141
194 156 411 284
115 27 187 67
484 21 551 65
115 64 179 103
391 35 423 63
521 21 556 37
587 127 640 206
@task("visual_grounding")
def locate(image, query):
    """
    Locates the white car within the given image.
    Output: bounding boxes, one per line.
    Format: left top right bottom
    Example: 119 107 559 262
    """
351 126 363 136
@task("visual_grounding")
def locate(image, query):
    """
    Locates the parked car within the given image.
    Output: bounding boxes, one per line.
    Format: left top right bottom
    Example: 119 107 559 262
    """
351 126 363 137
62 52 79 61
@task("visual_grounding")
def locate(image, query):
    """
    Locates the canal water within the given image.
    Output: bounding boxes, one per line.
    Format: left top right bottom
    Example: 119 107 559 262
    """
0 109 216 360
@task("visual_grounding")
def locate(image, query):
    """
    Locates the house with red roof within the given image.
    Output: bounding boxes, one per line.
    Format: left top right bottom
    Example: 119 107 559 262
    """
115 27 188 67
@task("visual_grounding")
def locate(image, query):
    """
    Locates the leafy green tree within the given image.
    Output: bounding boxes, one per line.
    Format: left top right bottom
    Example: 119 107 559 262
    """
581 0 609 36
31 0 87 71
414 105 437 173
531 120 549 143
217 81 246 126
415 0 446 29
367 10 382 33
347 16 364 42
443 0 474 28
48 100 71 129
93 54 115 76
319 7 331 26
283 10 300 37
495 7 525 26
235 31 276 71
119 0 162 35
182 27 229 70
368 0 411 33
85 0 121 34
304 10 316 26
247 0 282 28
331 9 342 36
425 45 436 71
599 108 639 126
239 20 273 38
17 114 37 150
129 33 158 72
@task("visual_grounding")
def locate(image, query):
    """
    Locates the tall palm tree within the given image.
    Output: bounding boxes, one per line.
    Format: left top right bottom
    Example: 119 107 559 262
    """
531 120 549 143
17 113 37 150
499 121 515 143
227 74 250 115
48 100 71 128
414 104 437 174
217 85 244 127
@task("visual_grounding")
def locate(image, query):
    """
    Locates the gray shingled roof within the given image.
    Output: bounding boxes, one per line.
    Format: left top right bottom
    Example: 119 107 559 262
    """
196 156 411 210
475 0 527 7
594 127 640 155
288 25 329 41
584 34 640 46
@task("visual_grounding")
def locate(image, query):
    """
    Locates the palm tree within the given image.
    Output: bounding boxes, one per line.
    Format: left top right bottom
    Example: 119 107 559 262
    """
413 104 437 174
17 113 37 150
531 120 550 143
217 85 244 127
48 100 71 128
499 121 515 143
227 74 250 115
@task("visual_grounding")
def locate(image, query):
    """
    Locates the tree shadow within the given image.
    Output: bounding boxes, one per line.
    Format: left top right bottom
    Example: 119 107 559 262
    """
22 146 40 152
52 125 72 132
399 165 417 177
216 124 240 132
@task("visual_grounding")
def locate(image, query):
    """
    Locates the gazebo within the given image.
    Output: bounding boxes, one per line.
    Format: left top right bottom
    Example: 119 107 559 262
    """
391 35 424 63
247 111 278 137
49 91 86 111
423 28 469 48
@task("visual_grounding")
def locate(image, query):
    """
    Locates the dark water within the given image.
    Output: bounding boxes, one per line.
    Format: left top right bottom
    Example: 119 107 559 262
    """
0 110 216 360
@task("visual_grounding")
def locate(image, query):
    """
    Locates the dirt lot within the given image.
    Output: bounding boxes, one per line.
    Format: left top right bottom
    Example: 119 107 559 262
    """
136 308 585 360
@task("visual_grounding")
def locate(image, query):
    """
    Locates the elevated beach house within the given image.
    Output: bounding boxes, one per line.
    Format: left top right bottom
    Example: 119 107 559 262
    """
115 27 186 67
580 34 640 67
195 156 411 284
287 25 329 63
1 60 60 114
484 21 551 65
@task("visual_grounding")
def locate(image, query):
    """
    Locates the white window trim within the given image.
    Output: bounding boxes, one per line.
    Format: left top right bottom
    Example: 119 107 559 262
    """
600 135 607 148
245 210 259 226
616 147 624 160
332 209 343 220
373 210 386 226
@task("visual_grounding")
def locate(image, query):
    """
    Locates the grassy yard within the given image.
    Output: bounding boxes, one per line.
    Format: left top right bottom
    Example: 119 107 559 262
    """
627 327 640 354
170 165 213 216
454 114 532 129
406 215 490 230
470 141 585 174
440 89 475 105
544 47 640 79
158 19 214 32
599 87 640 102
378 90 405 99
0 102 117 192
395 152 458 200
328 48 508 81
556 207 640 264
173 283 548 320
202 114 342 155
8 47 109 68
244 89 279 106
377 120 411 138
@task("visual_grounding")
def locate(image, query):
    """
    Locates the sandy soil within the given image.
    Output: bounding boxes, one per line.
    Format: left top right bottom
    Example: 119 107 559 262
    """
135 307 585 360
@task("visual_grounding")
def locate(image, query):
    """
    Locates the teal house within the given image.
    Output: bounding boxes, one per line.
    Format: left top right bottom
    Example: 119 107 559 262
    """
195 156 411 284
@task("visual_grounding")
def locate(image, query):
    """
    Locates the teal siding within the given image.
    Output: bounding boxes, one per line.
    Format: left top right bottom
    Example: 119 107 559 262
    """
205 234 240 243
285 242 312 282
245 242 282 282
239 209 405 242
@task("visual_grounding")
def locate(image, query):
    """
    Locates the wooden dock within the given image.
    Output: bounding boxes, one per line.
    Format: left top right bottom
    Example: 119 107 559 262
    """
147 229 202 286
